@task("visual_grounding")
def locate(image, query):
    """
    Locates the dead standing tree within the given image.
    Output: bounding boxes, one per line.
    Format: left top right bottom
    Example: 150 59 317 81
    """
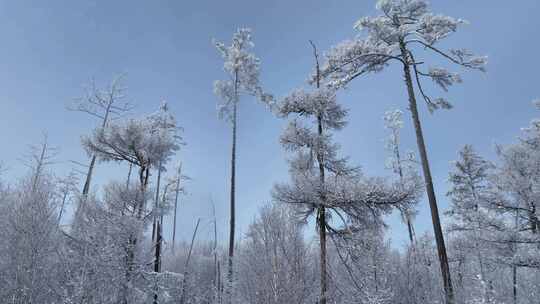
69 75 133 199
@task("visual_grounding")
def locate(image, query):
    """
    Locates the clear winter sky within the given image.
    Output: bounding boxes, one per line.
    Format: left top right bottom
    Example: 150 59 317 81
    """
0 0 539 248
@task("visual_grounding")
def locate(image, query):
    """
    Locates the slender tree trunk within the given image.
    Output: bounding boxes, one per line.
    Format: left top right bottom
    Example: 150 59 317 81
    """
126 163 132 188
406 217 415 244
57 192 68 225
153 220 162 304
82 155 96 196
393 127 416 245
311 41 328 304
180 218 201 304
152 160 163 242
211 199 220 302
172 163 182 254
512 209 519 304
318 207 327 304
122 165 149 304
316 113 327 304
152 163 163 304
217 260 222 304
399 40 454 304
227 71 239 304
81 106 111 197
512 264 517 304
32 140 48 192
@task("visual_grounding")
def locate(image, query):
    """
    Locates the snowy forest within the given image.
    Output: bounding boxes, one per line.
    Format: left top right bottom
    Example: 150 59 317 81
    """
0 0 539 303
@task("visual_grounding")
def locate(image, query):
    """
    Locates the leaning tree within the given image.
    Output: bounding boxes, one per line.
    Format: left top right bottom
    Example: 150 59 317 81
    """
317 1 487 302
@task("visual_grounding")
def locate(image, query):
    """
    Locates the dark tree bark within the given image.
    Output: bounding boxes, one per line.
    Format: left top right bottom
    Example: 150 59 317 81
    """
152 161 162 243
311 40 328 304
172 163 182 254
227 71 239 304
512 264 517 304
399 39 454 304
153 220 162 304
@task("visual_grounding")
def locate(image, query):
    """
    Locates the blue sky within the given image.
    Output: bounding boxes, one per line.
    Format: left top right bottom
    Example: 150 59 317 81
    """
0 0 539 247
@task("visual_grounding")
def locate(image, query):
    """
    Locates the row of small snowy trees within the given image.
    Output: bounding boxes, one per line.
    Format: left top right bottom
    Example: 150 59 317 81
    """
0 93 539 304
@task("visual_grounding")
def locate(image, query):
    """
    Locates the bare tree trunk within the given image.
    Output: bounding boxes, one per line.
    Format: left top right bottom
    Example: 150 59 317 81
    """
406 217 415 244
316 111 328 304
153 220 162 304
512 209 519 304
180 218 201 304
32 139 49 192
399 40 454 304
81 155 96 196
57 192 68 225
393 126 416 245
211 199 221 303
310 40 328 304
126 163 132 188
81 105 111 197
151 163 164 304
318 207 327 304
172 163 182 254
512 265 517 304
227 71 239 304
152 160 163 243
217 260 222 304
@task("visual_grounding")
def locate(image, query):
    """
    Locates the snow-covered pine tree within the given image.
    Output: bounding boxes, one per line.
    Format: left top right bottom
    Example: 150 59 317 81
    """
446 145 496 301
317 1 487 301
273 42 419 304
213 28 273 302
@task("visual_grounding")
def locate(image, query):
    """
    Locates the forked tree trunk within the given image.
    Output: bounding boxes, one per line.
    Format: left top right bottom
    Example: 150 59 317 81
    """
399 40 454 304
